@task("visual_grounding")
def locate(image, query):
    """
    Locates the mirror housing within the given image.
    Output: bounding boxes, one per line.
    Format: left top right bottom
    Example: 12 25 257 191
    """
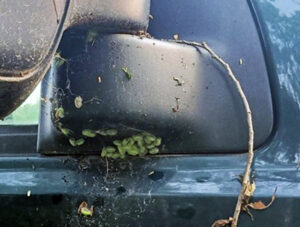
0 0 150 119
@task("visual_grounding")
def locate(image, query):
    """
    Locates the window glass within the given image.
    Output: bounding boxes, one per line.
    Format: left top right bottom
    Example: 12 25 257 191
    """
0 84 41 125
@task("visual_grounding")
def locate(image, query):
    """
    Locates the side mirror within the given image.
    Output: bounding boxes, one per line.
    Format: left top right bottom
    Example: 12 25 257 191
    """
0 0 150 119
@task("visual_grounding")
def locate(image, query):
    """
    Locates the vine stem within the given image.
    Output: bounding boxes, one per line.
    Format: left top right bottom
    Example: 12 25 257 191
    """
170 39 254 227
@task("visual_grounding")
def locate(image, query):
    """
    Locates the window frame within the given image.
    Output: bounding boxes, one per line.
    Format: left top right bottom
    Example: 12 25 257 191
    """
0 125 38 154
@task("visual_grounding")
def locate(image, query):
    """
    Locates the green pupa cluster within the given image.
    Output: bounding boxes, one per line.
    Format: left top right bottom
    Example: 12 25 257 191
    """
53 107 85 147
81 128 118 137
57 125 86 147
57 128 119 147
101 132 161 159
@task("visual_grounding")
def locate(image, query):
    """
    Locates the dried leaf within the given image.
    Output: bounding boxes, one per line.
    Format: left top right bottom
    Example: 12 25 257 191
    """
244 181 256 197
248 187 277 210
248 201 267 210
211 217 233 227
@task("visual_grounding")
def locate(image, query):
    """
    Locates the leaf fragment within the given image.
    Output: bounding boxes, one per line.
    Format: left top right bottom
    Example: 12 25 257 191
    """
173 76 184 86
78 201 94 217
248 201 267 210
54 53 66 67
122 67 132 79
211 217 233 227
248 187 277 210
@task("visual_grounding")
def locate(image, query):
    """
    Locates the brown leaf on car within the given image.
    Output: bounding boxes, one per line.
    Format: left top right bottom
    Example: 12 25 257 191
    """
248 201 268 210
211 217 233 227
248 187 277 210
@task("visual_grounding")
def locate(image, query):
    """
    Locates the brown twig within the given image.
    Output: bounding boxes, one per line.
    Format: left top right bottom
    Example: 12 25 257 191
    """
171 39 254 227
52 0 59 24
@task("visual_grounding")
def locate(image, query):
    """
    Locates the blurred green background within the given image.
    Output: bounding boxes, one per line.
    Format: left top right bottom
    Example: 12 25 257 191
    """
0 84 41 125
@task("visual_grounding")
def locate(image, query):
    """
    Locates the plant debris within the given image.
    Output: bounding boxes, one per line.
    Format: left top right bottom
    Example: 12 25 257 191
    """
247 187 277 210
173 76 184 86
101 132 162 159
172 97 180 112
248 200 272 210
54 52 66 67
74 96 83 109
148 171 155 176
78 202 94 217
86 30 98 45
211 217 233 227
52 0 59 24
135 30 152 39
244 181 256 197
122 67 132 80
173 34 179 40
170 40 255 227
239 58 243 65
